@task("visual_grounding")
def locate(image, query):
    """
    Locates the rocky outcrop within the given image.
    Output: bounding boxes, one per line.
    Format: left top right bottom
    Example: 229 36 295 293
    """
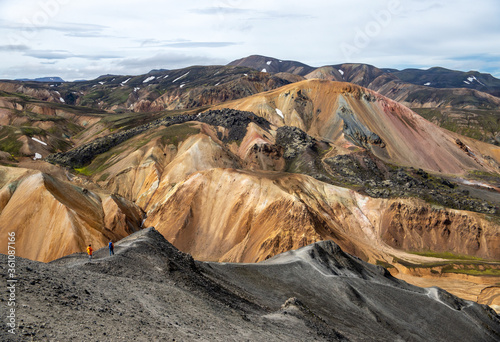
381 201 500 259
275 126 315 159
323 153 497 215
274 126 331 181
338 104 385 149
195 108 272 142
46 120 162 168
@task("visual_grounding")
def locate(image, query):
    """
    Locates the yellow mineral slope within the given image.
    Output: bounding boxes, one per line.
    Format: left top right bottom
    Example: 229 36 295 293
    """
145 168 379 262
87 120 285 211
215 79 500 174
0 166 143 262
144 167 499 263
87 122 244 209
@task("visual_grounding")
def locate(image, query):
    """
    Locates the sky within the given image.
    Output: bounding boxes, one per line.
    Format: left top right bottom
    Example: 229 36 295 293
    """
0 0 499 81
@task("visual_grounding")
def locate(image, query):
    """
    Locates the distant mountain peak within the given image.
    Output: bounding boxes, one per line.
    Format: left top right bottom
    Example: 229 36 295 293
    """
16 76 65 83
228 55 315 76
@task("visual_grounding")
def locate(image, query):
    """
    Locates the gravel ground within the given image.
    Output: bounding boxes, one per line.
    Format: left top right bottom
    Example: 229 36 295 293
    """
1 228 499 342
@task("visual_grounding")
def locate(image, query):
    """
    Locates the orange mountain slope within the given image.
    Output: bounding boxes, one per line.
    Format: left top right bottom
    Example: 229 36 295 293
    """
144 167 499 263
0 166 143 261
215 79 500 174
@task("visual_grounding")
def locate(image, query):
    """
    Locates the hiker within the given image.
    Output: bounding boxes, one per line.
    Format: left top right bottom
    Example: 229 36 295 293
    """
86 245 93 260
108 241 114 256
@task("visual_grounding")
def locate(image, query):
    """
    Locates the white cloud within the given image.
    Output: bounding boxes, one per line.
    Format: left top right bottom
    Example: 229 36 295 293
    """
0 0 499 80
118 52 225 72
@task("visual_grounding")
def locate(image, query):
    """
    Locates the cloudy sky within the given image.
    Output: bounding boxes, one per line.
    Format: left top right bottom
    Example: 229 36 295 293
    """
0 0 499 81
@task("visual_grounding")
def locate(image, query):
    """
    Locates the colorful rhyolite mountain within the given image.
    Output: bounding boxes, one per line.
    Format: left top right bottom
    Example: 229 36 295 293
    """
0 59 499 312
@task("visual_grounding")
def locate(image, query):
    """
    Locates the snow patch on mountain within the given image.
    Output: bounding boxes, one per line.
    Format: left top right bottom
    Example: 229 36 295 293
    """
466 75 485 86
275 108 284 118
173 72 190 83
32 138 47 146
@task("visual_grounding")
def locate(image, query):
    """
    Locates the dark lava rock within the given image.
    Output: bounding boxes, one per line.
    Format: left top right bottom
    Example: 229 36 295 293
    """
195 108 271 142
275 126 315 159
338 105 385 149
323 152 497 215
46 108 273 169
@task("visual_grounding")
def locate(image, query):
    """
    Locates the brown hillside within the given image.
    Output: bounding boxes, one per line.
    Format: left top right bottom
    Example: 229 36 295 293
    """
215 79 500 174
144 167 499 263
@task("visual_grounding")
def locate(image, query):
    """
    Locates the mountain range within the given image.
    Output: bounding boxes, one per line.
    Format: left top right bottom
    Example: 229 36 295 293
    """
15 77 66 83
230 55 500 97
3 55 500 145
1 55 500 339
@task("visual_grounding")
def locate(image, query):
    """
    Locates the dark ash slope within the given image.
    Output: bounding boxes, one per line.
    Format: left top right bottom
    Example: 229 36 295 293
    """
1 228 499 342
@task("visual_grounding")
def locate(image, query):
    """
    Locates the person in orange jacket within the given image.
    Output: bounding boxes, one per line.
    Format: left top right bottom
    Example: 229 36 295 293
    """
87 244 93 260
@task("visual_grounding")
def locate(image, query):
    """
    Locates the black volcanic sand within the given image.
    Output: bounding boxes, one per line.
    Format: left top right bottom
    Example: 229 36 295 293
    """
1 228 499 342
